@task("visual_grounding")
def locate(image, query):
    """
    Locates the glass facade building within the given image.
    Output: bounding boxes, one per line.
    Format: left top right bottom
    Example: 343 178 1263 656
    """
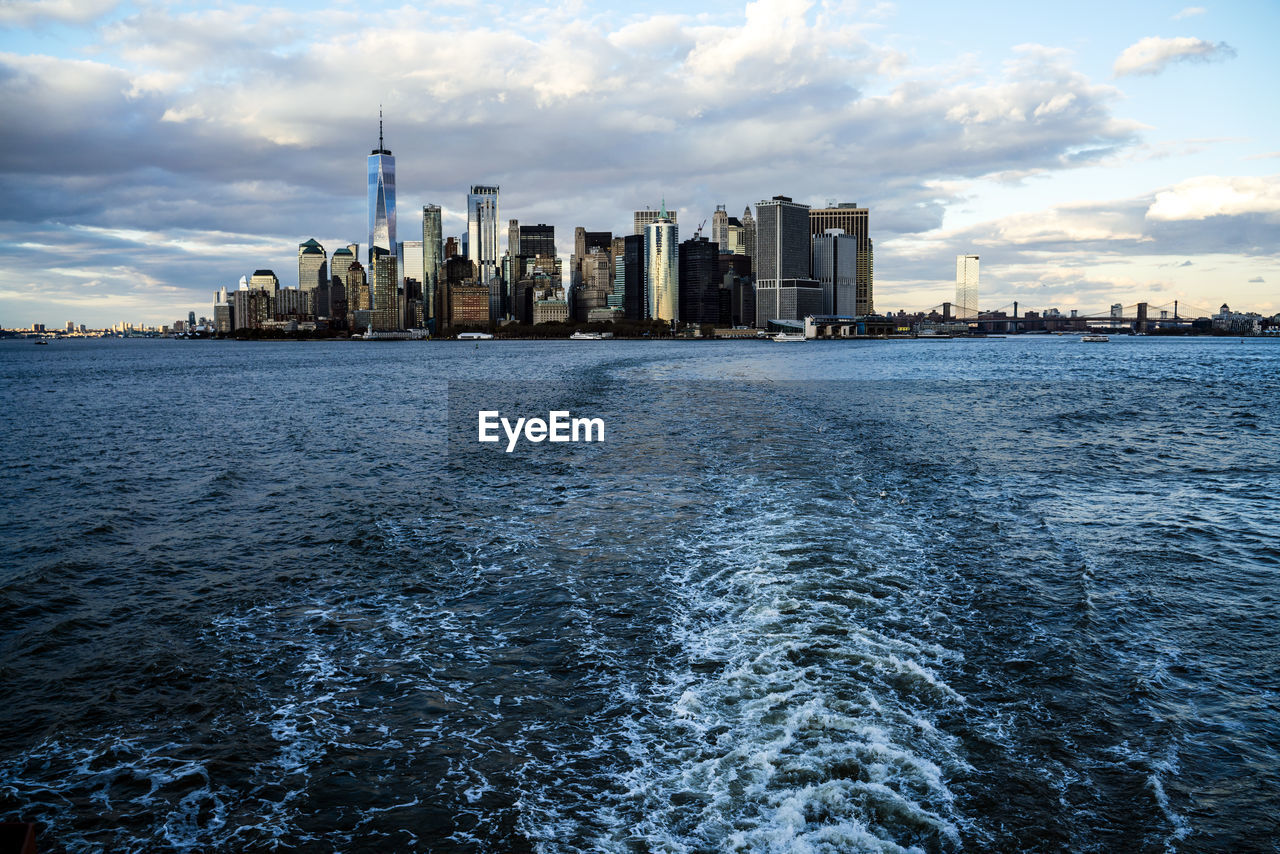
645 203 679 324
422 205 443 331
368 120 396 265
467 185 500 286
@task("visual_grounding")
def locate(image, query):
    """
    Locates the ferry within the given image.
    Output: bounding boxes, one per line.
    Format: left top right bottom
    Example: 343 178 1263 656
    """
772 332 807 342
457 332 494 340
569 331 604 340
1081 334 1110 343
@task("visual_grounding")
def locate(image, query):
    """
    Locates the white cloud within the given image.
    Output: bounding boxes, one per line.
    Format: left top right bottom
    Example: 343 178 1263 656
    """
0 0 115 26
1146 175 1280 221
1172 6 1206 20
1113 36 1235 77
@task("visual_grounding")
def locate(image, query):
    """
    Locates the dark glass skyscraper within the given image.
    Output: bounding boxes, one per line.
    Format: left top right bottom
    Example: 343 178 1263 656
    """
422 205 443 332
368 114 396 265
519 224 556 259
679 235 720 325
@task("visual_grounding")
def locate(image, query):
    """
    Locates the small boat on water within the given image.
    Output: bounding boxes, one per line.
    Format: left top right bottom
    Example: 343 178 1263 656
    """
1082 334 1110 343
34 339 49 345
457 332 494 340
772 332 806 342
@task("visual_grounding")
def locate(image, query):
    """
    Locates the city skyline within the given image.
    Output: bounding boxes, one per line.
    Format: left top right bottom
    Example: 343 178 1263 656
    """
1 0 1277 327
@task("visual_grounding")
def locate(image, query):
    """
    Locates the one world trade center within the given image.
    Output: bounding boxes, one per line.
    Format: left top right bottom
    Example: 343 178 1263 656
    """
368 111 396 265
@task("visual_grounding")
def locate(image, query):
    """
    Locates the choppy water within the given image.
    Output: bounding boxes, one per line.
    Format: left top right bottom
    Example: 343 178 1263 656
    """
1 336 1278 852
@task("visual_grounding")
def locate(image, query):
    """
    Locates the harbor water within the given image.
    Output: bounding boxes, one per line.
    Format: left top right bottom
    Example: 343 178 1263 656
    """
1 336 1277 852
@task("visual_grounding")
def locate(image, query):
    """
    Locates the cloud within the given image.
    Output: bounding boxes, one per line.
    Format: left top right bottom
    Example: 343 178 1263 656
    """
0 0 116 26
1146 175 1280 221
1249 276 1265 283
1114 36 1235 76
1172 6 1206 20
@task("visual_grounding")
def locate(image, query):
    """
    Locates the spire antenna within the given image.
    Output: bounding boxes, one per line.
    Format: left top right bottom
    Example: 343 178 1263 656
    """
379 105 383 149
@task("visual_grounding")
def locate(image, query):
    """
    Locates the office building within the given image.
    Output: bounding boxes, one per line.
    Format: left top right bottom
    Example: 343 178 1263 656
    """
741 206 756 271
371 247 398 331
249 270 279 294
614 234 646 320
519 224 556 259
634 206 678 235
810 203 873 315
812 229 857 316
507 219 520 257
956 254 979 319
644 202 679 323
711 205 729 253
451 284 490 327
755 196 822 328
423 205 442 331
368 114 396 265
467 185 500 285
679 235 720 325
298 239 327 317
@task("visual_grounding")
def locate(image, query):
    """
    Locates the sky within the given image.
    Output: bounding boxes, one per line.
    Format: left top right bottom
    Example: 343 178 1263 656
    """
1 0 1277 327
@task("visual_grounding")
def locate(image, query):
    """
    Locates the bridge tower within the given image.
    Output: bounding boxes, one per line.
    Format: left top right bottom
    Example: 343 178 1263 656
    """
1137 302 1148 334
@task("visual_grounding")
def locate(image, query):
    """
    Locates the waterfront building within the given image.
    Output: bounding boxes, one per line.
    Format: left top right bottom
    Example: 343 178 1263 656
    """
467 185 500 286
810 203 873 315
533 297 569 324
956 254 979 319
634 207 677 236
575 250 613 319
812 229 857 316
423 205 442 331
232 289 259 331
345 260 368 313
451 284 491 327
644 202 679 323
275 287 306 319
368 114 396 265
214 302 232 333
331 246 355 283
371 248 399 331
678 235 720 325
755 196 822 328
298 239 328 317
249 269 279 294
711 205 729 253
616 234 645 320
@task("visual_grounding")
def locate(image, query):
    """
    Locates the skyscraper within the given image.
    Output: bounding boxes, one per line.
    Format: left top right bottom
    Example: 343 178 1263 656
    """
956 255 979 319
812 229 857 316
467 185 500 285
371 247 399 331
711 205 729 253
422 205 443 332
645 202 679 324
298 239 327 316
507 219 520 257
755 196 822 328
810 203 873 315
367 112 396 265
634 207 678 235
519 224 555 258
679 235 720 325
741 206 756 273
